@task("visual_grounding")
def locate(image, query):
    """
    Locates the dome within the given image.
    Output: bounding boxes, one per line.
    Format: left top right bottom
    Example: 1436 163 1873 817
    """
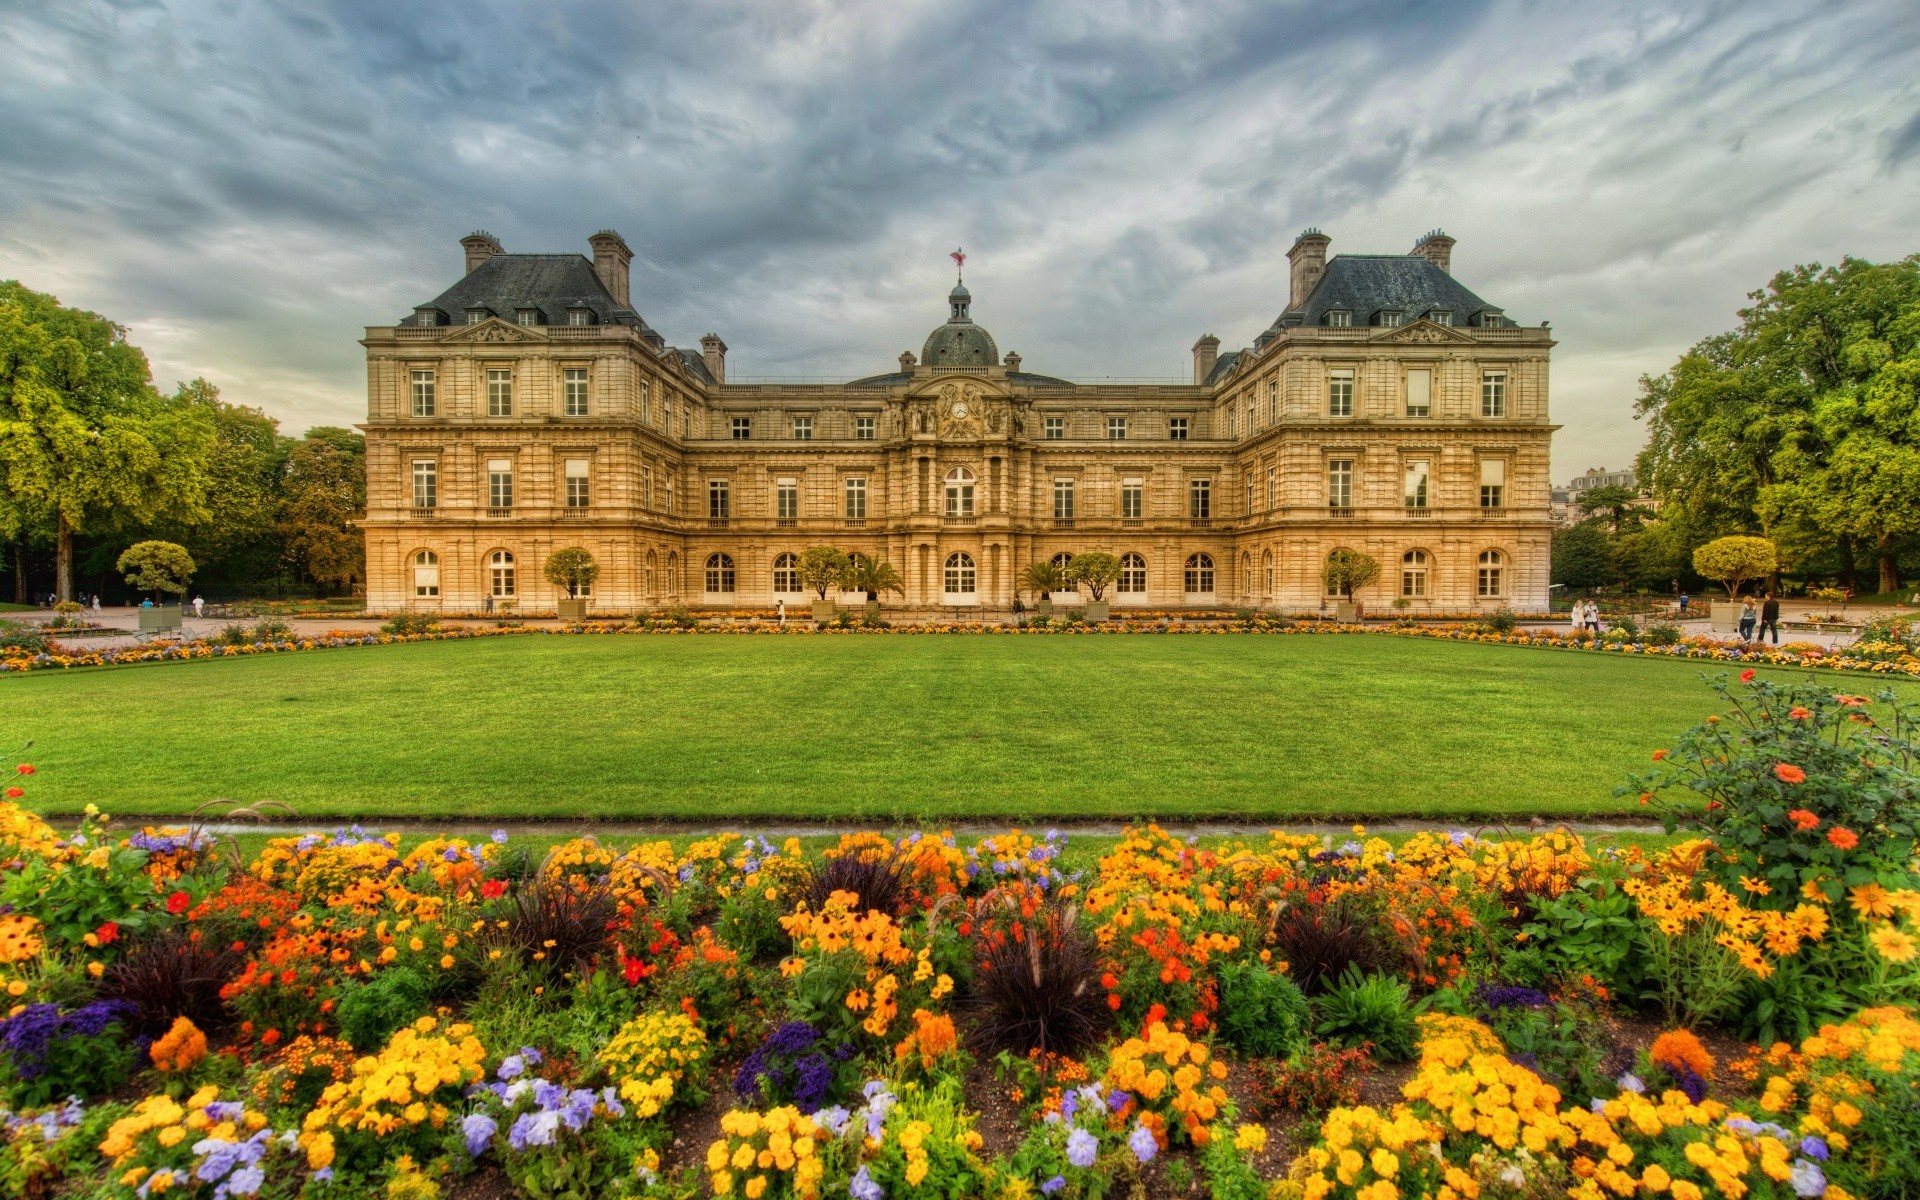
921 281 999 367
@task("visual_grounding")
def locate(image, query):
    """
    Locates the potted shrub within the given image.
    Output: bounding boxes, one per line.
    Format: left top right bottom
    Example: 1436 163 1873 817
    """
118 540 194 631
1021 560 1065 618
1066 551 1119 623
1321 549 1379 624
843 554 906 622
1691 536 1777 634
543 548 600 621
799 546 851 623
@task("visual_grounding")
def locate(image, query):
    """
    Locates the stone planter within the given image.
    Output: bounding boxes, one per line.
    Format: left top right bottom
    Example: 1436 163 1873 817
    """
556 599 588 621
1085 600 1110 623
1336 600 1358 624
864 601 881 622
1035 598 1054 618
138 605 182 632
811 598 838 623
1708 600 1742 634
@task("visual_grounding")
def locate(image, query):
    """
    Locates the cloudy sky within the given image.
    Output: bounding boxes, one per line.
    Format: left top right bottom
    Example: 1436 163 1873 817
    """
3 0 1917 478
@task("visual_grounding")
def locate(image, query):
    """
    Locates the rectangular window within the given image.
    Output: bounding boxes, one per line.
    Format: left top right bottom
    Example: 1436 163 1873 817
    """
1328 369 1354 418
1044 416 1064 440
568 308 590 326
731 417 752 440
1327 459 1353 510
1480 458 1506 508
409 370 435 417
1106 417 1127 440
1266 465 1277 509
1431 310 1453 326
642 464 653 508
1168 416 1188 440
854 415 876 440
1245 472 1254 516
487 459 513 508
1482 371 1507 417
640 380 651 423
708 480 729 520
1327 310 1352 327
1406 369 1431 418
776 479 799 520
1189 479 1211 519
411 460 436 509
467 310 485 325
1268 380 1279 423
564 458 590 508
562 368 588 416
792 416 813 440
515 310 537 326
486 368 512 417
845 477 867 519
1053 479 1074 520
1224 404 1236 438
1121 479 1143 519
1405 459 1430 509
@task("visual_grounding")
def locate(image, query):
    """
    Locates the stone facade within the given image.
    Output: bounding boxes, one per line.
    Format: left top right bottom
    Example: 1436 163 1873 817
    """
362 230 1556 614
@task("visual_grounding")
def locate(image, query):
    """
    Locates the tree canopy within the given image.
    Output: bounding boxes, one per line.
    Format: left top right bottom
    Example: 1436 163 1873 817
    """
117 540 195 600
1692 535 1779 597
542 548 599 599
1321 549 1379 599
1066 551 1120 602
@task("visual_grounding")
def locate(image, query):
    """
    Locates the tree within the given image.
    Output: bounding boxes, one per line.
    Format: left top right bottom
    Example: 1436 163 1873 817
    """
1552 521 1614 592
798 546 851 600
0 283 217 600
543 548 599 598
844 555 905 604
1321 549 1379 599
278 431 365 596
149 380 290 598
1574 485 1647 535
1065 551 1120 602
1020 559 1065 599
117 540 194 602
1692 535 1778 597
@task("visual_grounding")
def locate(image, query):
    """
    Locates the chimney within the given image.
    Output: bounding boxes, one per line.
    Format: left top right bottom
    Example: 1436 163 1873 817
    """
899 350 917 373
1003 350 1021 373
587 230 633 307
1411 229 1455 275
460 230 502 275
700 333 727 384
1191 334 1220 385
1287 228 1331 310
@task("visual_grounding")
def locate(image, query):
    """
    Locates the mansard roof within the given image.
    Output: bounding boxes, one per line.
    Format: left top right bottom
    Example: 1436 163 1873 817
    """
411 253 667 336
842 370 1074 387
1282 255 1513 329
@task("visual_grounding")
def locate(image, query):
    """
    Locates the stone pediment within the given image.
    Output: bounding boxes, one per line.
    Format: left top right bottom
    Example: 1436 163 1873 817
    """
1369 320 1476 345
901 373 1014 439
441 319 544 343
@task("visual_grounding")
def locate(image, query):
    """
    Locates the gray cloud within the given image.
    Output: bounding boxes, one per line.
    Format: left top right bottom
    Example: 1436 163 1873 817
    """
0 0 1916 478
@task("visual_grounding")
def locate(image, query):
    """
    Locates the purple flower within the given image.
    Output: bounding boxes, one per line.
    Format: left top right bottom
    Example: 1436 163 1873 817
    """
497 1055 526 1081
850 1165 884 1200
0 1002 135 1079
813 1106 852 1136
311 1167 333 1184
224 1164 266 1197
1475 983 1552 1010
1800 1136 1829 1162
508 1109 560 1151
1790 1159 1826 1197
491 829 509 844
1066 1127 1098 1168
1128 1122 1157 1164
1617 1073 1645 1094
1106 1089 1131 1113
1059 1090 1079 1122
1042 1177 1066 1195
462 1113 497 1158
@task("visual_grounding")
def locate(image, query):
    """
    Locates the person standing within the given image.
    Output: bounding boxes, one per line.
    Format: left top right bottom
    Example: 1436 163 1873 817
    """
1738 596 1757 642
776 598 786 627
1759 592 1781 645
1588 599 1602 633
1678 591 1690 617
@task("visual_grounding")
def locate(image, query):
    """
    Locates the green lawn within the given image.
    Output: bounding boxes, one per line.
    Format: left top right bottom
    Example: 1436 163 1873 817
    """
2 634 1884 822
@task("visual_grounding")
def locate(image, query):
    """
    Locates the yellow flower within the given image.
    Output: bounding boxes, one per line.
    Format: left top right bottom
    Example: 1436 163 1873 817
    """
1849 883 1896 919
1870 926 1919 964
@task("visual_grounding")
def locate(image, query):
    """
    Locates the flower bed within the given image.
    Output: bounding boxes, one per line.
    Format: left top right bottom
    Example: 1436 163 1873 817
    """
2 676 1919 1197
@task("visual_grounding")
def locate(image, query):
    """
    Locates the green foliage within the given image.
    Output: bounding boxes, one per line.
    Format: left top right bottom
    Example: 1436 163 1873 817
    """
277 431 366 596
1320 549 1380 598
1645 620 1682 645
1641 923 1749 1028
1314 968 1420 1061
336 967 432 1051
1520 881 1644 991
845 554 906 602
717 887 790 960
864 1077 989 1200
1690 535 1778 596
1552 521 1614 592
116 539 195 599
543 548 601 599
1486 608 1518 634
1020 559 1066 597
0 617 50 653
1065 551 1120 602
380 612 442 636
0 1006 139 1109
1214 959 1312 1059
1246 1042 1374 1116
1198 1122 1266 1200
1575 485 1648 533
797 546 851 599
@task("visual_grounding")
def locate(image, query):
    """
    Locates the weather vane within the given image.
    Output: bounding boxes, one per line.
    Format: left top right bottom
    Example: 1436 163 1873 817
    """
950 247 965 284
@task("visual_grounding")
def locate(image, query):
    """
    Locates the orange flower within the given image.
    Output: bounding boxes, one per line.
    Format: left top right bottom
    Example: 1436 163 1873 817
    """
1787 809 1820 831
1828 826 1859 850
1774 763 1807 784
1652 749 1670 761
1650 1028 1715 1081
1848 884 1895 919
1789 707 1812 720
1740 669 1756 683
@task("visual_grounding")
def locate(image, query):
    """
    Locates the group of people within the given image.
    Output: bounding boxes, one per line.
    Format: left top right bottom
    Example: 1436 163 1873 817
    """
1737 593 1782 644
1571 598 1603 632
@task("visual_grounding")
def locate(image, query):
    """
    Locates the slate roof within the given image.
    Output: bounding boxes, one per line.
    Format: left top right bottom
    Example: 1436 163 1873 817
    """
842 369 1073 387
1280 255 1512 329
1204 351 1242 386
409 252 685 352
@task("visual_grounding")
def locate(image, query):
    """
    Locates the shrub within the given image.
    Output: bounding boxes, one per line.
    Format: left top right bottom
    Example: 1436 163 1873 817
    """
716 886 790 960
1246 1042 1375 1116
1314 969 1420 1062
1269 893 1405 995
116 540 195 601
1486 607 1518 633
0 619 50 654
1645 619 1682 645
968 903 1110 1057
0 1001 139 1107
335 966 432 1051
1214 959 1312 1059
1692 534 1777 596
1519 879 1644 992
862 1075 990 1196
380 612 441 635
99 927 246 1036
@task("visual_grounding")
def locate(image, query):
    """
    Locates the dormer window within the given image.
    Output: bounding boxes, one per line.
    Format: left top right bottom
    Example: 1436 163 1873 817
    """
515 308 542 326
465 307 490 325
413 308 440 327
1474 309 1506 327
567 307 593 327
1326 310 1351 327
1430 310 1453 326
1378 310 1403 327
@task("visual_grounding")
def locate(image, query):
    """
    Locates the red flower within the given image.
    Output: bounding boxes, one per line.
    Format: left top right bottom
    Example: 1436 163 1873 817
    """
15 764 34 775
1788 809 1820 831
1652 750 1670 761
260 1027 282 1047
4 787 20 799
1828 826 1859 850
94 921 120 945
480 879 507 900
166 891 191 914
1107 993 1122 1011
1740 669 1756 683
623 955 645 986
1774 763 1807 784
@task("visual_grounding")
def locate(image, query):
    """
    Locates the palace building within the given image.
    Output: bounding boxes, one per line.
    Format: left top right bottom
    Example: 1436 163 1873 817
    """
361 228 1555 614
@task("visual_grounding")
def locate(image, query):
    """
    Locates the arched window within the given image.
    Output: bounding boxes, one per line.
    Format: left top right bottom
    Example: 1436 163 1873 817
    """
944 467 975 517
666 551 679 597
1401 550 1429 599
943 552 976 595
1477 550 1505 598
1118 553 1147 594
1324 550 1348 597
411 550 439 598
1049 552 1075 593
706 553 735 593
645 549 657 596
1261 548 1274 596
488 550 515 597
772 552 800 594
1184 553 1214 594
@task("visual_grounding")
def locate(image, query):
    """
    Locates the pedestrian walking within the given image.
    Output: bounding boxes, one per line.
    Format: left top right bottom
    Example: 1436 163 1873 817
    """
193 595 205 618
1678 591 1690 617
776 598 786 627
1738 596 1757 642
1759 593 1781 645
1587 599 1602 633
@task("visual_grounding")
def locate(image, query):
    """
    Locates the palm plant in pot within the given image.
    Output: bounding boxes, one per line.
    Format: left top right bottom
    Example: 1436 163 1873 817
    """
118 540 194 632
1020 559 1065 618
842 554 906 622
799 546 851 622
1065 551 1119 622
543 548 599 620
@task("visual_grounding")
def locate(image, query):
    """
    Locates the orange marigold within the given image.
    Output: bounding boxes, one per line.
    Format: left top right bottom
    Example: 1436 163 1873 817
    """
1649 1028 1714 1082
150 1016 209 1074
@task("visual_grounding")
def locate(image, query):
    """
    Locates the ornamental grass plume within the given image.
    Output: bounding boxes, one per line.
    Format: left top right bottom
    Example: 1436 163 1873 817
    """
101 926 246 1036
967 897 1111 1057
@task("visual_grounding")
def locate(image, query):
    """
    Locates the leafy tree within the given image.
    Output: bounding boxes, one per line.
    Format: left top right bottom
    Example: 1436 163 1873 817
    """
797 546 851 600
1692 535 1778 597
1552 521 1614 592
1065 551 1120 602
1020 559 1065 599
117 540 194 602
1574 485 1647 534
0 282 217 600
277 431 365 596
148 380 290 598
1320 549 1379 599
542 548 599 599
844 555 906 604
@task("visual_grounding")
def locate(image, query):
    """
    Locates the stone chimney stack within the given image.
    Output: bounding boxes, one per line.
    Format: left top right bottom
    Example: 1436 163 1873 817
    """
899 351 917 373
1411 229 1455 275
1191 334 1220 385
1287 229 1331 310
461 230 502 275
1003 351 1022 373
587 230 634 306
700 334 727 384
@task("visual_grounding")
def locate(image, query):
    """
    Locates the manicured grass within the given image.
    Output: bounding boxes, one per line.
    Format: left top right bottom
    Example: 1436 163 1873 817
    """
5 634 1899 821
